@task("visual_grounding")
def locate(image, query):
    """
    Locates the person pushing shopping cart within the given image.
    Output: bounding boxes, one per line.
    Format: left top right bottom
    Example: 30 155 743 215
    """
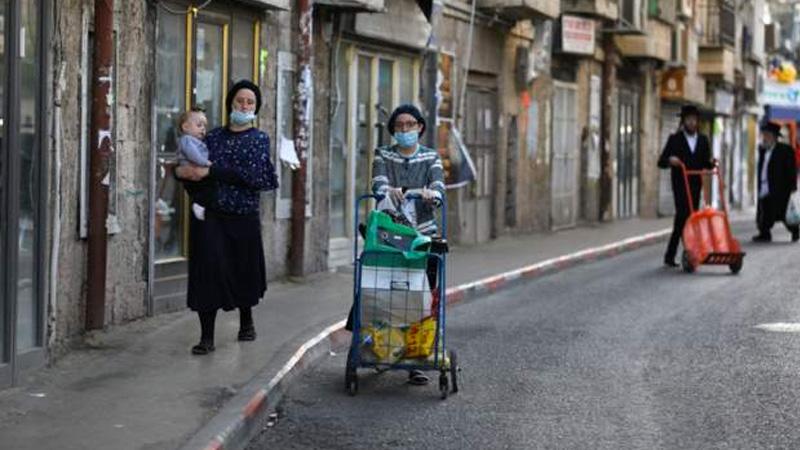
344 104 458 397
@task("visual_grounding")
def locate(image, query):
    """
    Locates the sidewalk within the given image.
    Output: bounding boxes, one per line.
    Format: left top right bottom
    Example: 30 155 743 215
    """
0 214 751 450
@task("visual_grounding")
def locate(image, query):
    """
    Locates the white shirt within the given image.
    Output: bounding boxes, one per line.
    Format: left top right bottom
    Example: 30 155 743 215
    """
684 131 698 154
760 144 775 199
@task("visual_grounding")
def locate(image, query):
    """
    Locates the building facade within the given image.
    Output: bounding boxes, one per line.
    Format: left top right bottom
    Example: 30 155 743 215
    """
0 0 765 389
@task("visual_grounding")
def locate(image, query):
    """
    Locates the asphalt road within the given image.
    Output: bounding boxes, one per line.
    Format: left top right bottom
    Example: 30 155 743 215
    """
248 224 800 450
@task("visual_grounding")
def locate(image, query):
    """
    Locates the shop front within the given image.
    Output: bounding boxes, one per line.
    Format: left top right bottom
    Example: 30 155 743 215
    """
0 0 49 387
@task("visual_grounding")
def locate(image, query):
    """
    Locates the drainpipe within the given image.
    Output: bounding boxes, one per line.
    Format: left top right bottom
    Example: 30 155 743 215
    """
86 0 114 329
289 0 313 277
599 33 617 222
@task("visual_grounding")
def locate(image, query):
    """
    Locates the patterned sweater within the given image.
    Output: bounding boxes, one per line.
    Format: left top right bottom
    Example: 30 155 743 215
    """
206 127 278 215
371 144 446 235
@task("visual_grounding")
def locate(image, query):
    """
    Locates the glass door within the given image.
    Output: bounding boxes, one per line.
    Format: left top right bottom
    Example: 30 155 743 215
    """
152 4 258 314
0 0 45 387
327 45 420 267
16 0 41 354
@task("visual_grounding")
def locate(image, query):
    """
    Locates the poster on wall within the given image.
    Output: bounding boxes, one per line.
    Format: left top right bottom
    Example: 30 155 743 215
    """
526 99 538 160
437 120 477 188
529 20 553 80
437 52 455 119
587 75 601 180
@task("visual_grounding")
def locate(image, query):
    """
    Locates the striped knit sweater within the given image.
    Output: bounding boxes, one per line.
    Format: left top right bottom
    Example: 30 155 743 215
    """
371 144 446 235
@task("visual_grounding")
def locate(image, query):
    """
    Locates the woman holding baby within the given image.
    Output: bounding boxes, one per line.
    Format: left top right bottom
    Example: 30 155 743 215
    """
175 80 278 355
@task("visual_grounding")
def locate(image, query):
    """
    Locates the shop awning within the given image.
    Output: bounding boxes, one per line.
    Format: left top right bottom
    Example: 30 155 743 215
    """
765 105 800 122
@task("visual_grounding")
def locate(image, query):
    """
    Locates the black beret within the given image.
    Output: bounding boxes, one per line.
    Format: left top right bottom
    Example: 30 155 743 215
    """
387 104 426 136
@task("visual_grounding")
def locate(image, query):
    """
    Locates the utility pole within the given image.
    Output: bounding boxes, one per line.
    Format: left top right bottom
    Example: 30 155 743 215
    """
290 0 313 277
86 0 113 329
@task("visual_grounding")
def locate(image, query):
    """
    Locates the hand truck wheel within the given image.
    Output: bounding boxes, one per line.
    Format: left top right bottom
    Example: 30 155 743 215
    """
439 372 449 400
681 251 695 273
449 349 459 394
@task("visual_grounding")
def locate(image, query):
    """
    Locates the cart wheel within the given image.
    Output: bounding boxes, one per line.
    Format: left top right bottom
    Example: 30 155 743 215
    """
439 373 449 400
729 259 743 274
345 367 358 396
449 350 459 394
345 351 358 396
681 251 695 273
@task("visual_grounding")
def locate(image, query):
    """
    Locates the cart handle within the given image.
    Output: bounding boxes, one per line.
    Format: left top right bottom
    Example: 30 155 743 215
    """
677 160 727 215
352 192 448 262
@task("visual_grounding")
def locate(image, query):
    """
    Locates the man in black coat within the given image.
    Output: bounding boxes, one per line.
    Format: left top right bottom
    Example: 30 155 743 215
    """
753 121 799 243
658 104 715 267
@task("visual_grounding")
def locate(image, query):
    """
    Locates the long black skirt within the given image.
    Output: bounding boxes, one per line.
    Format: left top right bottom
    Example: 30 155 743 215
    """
187 210 267 312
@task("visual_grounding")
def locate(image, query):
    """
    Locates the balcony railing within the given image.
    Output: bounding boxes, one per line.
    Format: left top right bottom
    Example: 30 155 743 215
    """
698 0 735 47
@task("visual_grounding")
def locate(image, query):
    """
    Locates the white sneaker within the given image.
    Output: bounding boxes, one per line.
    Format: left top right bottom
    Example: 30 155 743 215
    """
191 203 205 221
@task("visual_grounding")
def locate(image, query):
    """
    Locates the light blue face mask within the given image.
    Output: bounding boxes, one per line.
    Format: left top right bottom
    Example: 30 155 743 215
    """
394 131 419 148
230 110 257 126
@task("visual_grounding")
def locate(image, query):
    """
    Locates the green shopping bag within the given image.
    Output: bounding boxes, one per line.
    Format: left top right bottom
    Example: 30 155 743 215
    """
362 210 431 269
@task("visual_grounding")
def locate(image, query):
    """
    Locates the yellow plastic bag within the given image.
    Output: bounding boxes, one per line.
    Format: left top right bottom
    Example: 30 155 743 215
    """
364 325 406 364
405 317 437 359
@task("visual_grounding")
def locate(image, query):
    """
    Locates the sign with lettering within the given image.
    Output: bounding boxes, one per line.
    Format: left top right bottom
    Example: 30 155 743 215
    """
561 15 595 55
762 80 800 108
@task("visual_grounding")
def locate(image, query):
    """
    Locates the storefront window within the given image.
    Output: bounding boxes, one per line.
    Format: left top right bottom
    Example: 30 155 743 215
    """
154 10 186 260
195 22 224 127
0 0 7 360
377 59 393 147
17 0 41 352
399 58 414 105
329 44 349 238
231 18 255 84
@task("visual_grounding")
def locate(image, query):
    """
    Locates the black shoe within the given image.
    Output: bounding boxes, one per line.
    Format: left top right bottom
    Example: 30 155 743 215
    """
408 370 429 386
792 230 799 242
663 259 679 268
191 341 215 355
238 326 257 341
752 234 772 243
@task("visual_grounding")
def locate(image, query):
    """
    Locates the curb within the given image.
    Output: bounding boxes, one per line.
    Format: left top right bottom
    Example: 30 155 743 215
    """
185 227 671 450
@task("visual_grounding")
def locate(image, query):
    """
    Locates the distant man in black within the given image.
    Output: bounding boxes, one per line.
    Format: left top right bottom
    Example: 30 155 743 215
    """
753 121 799 243
657 104 714 267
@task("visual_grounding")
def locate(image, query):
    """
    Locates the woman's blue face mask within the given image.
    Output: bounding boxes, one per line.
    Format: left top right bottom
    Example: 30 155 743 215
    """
394 130 419 148
230 110 257 126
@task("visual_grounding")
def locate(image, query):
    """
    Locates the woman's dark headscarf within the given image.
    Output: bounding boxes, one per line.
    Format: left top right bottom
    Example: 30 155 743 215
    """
226 79 262 116
387 104 426 136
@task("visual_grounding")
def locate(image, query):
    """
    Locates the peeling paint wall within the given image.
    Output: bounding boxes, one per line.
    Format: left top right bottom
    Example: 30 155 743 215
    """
50 0 152 354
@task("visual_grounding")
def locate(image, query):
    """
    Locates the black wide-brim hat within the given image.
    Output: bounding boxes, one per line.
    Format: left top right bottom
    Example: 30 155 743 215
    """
678 104 700 118
760 121 782 137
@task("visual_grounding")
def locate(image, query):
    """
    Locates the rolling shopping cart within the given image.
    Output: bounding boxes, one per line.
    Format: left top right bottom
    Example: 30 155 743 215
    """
345 192 459 399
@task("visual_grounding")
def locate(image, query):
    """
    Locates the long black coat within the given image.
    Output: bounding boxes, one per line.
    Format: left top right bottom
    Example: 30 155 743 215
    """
658 130 713 213
757 142 797 220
